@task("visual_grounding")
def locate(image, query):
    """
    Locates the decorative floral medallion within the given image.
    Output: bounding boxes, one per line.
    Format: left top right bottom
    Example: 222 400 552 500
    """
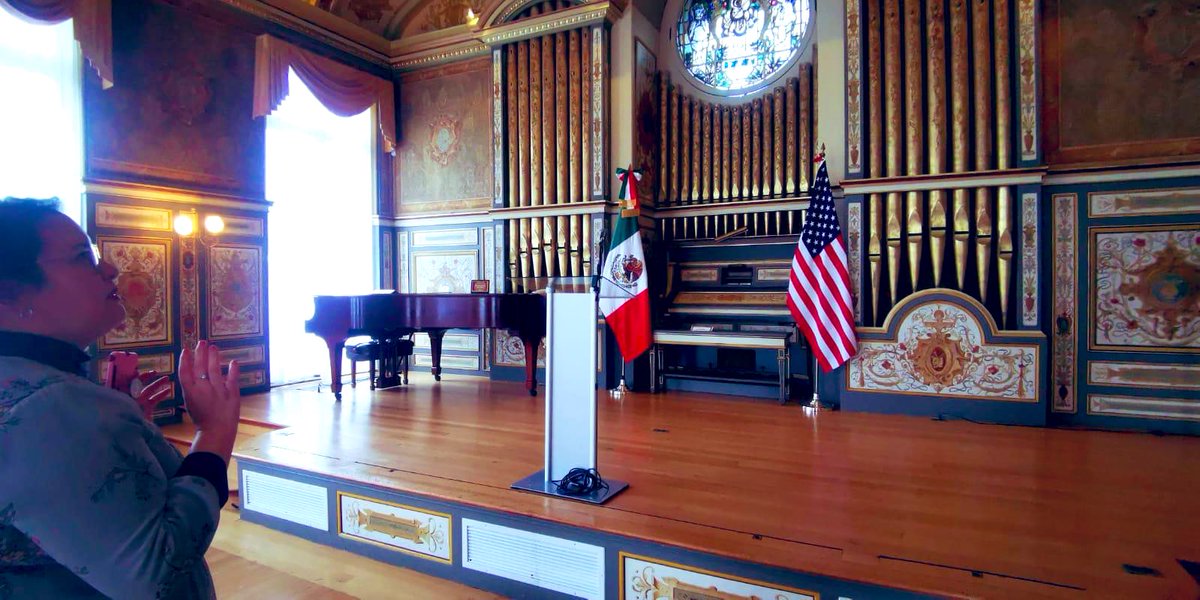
101 239 171 348
493 330 545 368
208 245 262 339
848 297 1038 401
427 114 462 166
1093 227 1200 350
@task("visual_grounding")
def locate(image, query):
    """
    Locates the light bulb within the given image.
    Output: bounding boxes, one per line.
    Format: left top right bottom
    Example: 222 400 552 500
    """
173 214 195 236
204 215 225 234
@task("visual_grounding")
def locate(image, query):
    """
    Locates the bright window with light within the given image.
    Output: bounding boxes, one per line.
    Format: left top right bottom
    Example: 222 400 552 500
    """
675 0 813 93
267 69 375 386
0 9 84 224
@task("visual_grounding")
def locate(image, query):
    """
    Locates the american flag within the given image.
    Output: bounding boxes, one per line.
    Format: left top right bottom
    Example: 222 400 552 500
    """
787 160 858 372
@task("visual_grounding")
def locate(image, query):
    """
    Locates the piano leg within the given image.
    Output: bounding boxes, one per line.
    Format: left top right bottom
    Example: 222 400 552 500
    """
778 347 789 405
427 329 446 381
328 341 346 401
520 333 541 396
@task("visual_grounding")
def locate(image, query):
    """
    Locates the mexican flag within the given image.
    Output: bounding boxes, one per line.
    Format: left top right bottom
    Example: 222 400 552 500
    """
599 171 652 361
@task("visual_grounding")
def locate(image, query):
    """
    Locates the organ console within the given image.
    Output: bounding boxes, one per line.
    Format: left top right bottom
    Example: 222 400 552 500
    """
305 292 547 399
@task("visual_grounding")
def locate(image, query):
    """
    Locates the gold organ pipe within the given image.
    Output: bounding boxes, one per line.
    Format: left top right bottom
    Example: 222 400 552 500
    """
927 0 949 287
686 96 696 204
528 33 543 277
569 29 581 205
671 87 681 204
950 0 970 289
867 0 884 320
762 95 773 196
517 41 530 208
742 104 752 196
995 0 1014 324
773 87 785 196
659 73 669 202
569 30 582 276
868 0 884 179
582 215 592 275
702 102 711 201
555 31 568 277
542 32 557 207
731 106 742 198
713 105 722 201
799 65 812 189
751 98 762 197
506 45 518 208
785 79 797 195
721 107 731 199
884 0 903 302
555 31 567 205
692 97 702 202
581 27 592 202
542 30 556 276
904 0 924 290
973 0 994 301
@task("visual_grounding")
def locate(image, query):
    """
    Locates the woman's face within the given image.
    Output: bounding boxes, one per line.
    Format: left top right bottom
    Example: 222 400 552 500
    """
16 213 125 347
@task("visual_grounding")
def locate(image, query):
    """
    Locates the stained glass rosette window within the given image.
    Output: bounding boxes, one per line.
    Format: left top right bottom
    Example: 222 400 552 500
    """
675 0 812 93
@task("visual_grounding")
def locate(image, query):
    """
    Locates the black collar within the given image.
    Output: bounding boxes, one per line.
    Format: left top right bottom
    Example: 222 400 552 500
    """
0 331 91 377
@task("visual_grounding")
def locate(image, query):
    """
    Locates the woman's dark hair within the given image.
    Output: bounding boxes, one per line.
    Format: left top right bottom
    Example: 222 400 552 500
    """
0 197 64 302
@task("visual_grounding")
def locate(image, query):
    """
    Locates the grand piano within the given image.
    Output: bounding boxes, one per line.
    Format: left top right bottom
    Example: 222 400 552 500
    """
305 292 546 400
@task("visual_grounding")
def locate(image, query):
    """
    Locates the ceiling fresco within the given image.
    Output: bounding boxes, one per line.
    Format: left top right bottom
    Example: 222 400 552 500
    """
305 0 476 39
299 0 659 41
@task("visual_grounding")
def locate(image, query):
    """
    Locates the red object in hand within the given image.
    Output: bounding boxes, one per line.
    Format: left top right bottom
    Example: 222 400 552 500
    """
103 351 160 396
102 351 140 394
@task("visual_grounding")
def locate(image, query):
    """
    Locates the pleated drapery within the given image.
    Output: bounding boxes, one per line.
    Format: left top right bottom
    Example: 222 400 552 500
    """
252 35 396 153
0 0 113 88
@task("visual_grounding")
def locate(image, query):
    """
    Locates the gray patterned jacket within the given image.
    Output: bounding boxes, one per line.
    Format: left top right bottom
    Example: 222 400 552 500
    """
0 355 220 599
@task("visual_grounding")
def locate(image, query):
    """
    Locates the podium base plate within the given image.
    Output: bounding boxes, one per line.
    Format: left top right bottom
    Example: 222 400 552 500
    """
511 470 629 505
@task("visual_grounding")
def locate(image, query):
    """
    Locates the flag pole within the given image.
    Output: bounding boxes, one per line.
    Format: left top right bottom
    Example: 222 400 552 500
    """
806 359 829 410
613 360 629 398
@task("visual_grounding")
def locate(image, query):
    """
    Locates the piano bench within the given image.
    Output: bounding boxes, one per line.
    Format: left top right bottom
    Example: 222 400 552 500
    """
345 342 379 390
346 339 415 390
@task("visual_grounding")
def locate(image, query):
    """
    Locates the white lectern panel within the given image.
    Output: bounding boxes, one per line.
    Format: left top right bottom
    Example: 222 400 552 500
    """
544 286 598 481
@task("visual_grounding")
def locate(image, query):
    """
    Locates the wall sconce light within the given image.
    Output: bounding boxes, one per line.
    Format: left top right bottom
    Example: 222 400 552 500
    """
204 214 225 235
465 7 478 26
174 210 224 244
173 212 196 236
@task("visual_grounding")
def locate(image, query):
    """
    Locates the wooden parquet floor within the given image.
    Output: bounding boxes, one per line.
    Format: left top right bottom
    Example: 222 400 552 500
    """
175 373 1200 598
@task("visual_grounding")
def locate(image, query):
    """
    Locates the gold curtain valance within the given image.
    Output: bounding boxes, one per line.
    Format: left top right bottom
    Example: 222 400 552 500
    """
0 0 113 89
252 35 396 153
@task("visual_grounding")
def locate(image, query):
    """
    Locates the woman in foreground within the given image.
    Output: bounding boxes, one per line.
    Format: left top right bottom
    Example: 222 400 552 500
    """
0 197 241 599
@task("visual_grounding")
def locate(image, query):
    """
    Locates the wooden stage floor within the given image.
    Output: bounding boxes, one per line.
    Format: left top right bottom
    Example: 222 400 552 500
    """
233 374 1200 598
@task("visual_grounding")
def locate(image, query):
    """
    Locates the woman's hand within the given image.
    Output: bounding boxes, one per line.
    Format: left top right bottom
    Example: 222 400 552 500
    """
178 340 241 464
131 373 172 421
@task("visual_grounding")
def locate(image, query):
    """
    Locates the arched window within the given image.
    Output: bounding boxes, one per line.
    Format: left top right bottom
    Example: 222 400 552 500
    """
675 0 813 94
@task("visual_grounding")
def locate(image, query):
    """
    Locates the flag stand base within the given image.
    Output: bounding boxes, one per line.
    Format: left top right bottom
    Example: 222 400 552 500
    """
611 376 629 398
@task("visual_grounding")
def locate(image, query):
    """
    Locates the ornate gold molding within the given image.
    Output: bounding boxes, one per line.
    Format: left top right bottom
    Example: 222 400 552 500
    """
215 0 389 66
84 179 270 212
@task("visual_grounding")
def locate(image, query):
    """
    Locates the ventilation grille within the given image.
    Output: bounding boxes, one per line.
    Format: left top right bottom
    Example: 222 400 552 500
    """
462 519 604 599
241 470 329 531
